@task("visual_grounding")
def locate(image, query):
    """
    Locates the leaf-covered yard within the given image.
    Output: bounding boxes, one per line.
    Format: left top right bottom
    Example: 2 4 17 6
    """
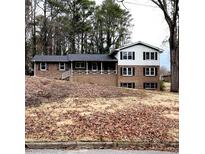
25 76 178 150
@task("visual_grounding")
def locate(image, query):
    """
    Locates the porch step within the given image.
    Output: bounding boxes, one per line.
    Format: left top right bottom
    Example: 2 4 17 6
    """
61 71 70 80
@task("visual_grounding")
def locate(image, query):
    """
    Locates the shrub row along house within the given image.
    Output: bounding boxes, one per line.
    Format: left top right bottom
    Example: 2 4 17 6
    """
32 41 163 90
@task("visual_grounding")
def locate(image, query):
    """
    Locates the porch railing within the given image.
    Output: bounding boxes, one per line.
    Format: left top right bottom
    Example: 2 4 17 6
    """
61 70 70 79
72 70 117 74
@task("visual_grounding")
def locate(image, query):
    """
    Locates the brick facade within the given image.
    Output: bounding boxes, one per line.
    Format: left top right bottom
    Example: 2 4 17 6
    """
71 74 117 86
34 62 160 90
117 65 160 90
35 63 68 79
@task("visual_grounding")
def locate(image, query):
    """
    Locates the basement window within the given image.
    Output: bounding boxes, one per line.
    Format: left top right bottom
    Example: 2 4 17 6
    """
144 83 157 89
59 62 65 71
40 62 47 71
120 82 135 88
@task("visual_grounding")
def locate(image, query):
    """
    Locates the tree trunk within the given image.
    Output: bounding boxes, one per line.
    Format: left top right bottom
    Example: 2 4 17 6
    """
169 25 179 92
43 0 48 54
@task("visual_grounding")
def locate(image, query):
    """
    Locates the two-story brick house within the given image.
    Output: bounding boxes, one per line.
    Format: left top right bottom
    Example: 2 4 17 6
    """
32 41 163 90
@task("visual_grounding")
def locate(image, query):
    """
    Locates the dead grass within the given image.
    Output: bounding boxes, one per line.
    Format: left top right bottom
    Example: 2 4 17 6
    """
25 76 178 144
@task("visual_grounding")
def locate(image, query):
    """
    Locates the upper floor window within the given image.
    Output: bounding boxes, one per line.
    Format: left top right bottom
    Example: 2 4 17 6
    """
75 62 85 69
59 62 65 71
143 52 158 60
144 67 157 76
122 67 134 76
120 51 135 60
40 62 47 71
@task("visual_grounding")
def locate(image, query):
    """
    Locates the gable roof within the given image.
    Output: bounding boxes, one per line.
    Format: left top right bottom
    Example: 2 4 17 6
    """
110 41 164 56
32 54 117 62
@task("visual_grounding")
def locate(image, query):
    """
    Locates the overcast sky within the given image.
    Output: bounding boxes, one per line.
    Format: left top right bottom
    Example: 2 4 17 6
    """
96 0 170 70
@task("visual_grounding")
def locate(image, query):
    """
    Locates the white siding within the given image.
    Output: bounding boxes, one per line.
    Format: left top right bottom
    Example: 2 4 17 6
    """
115 45 160 66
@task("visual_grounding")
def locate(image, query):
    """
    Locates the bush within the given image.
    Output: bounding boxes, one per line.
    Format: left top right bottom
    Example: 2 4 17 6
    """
160 81 165 91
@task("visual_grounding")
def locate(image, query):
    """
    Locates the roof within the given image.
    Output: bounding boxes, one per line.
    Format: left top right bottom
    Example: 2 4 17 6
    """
68 54 117 61
32 54 117 62
110 41 164 56
32 55 68 62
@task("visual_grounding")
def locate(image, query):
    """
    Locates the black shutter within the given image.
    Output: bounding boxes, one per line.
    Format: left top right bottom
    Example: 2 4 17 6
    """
38 63 40 70
120 67 122 76
133 83 135 88
133 52 135 60
143 68 145 76
120 52 122 60
155 52 158 60
155 67 158 76
46 63 48 70
155 83 158 89
143 83 146 89
143 52 145 60
133 67 135 76
57 63 59 70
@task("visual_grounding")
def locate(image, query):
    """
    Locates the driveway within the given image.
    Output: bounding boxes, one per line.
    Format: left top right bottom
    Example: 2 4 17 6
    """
26 149 178 154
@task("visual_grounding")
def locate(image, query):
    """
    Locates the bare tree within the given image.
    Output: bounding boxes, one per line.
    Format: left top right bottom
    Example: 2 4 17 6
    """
150 0 179 92
160 66 169 75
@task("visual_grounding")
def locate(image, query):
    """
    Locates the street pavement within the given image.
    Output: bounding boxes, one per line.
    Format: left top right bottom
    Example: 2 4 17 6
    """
26 149 178 154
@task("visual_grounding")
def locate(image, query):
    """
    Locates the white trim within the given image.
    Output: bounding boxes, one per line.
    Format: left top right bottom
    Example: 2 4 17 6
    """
145 67 155 76
120 82 135 88
144 83 157 89
86 62 88 74
40 62 47 71
34 63 36 76
144 52 157 60
91 62 98 71
59 62 65 71
122 67 133 76
121 51 134 60
100 62 103 74
75 62 85 69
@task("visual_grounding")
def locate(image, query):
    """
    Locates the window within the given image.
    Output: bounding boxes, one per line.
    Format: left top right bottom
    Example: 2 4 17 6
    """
120 82 135 88
128 52 132 59
151 52 155 60
145 67 156 76
121 51 135 60
92 62 98 71
59 62 65 71
145 52 150 60
40 62 47 71
122 52 128 59
143 52 158 60
144 83 157 89
122 67 133 76
75 62 85 68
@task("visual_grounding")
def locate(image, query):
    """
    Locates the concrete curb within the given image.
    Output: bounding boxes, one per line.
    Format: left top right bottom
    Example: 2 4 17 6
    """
25 141 179 150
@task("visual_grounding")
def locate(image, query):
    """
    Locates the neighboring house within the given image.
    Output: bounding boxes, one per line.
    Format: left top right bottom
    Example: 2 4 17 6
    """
32 41 163 90
160 73 171 82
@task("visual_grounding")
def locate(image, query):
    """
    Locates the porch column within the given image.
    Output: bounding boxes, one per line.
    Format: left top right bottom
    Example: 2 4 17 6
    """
108 66 110 74
86 61 88 74
101 62 103 74
71 61 73 75
34 62 36 76
115 63 117 74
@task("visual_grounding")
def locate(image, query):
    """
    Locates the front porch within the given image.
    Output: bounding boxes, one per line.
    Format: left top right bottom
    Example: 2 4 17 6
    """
62 61 117 79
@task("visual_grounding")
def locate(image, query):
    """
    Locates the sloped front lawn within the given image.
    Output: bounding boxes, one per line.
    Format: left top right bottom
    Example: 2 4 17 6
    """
25 76 178 151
